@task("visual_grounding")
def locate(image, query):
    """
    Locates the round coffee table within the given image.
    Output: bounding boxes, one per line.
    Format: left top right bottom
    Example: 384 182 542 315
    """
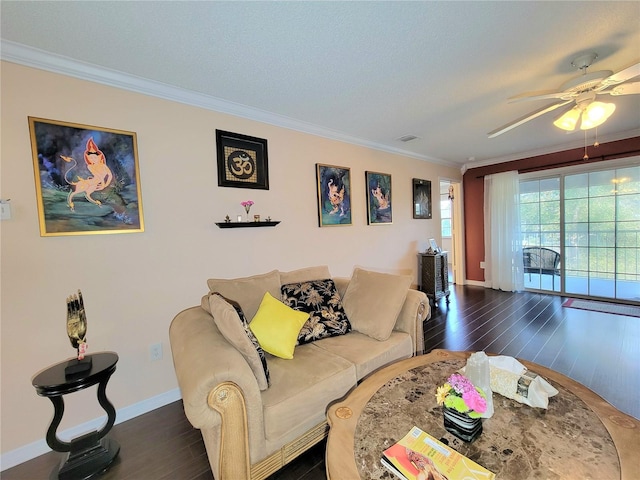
326 349 639 479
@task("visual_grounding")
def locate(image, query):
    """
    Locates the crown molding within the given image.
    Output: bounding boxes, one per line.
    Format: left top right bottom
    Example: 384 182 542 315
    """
1 40 452 167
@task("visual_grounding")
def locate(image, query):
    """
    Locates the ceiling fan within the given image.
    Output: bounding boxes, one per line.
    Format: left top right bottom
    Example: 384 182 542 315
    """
488 53 640 138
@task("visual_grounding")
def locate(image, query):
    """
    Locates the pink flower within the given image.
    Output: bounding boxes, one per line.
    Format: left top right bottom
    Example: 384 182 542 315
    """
462 389 487 413
438 374 487 414
448 374 473 395
241 200 254 214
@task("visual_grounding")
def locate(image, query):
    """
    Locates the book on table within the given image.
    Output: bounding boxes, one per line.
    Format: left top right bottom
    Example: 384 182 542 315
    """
381 425 495 480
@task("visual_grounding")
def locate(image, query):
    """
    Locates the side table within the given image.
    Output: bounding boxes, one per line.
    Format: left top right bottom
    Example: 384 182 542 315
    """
32 351 120 480
418 252 450 305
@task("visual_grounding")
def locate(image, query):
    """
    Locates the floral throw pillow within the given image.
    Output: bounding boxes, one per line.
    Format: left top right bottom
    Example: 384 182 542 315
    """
281 279 351 344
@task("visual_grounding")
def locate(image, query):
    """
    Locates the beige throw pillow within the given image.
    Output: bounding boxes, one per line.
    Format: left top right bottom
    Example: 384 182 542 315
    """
207 270 281 321
341 268 412 341
279 265 331 285
207 293 270 390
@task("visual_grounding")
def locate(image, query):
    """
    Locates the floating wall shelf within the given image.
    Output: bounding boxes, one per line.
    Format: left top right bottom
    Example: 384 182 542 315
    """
215 221 280 229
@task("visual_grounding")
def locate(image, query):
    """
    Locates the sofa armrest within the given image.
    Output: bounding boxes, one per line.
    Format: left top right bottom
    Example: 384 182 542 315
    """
394 289 430 355
170 306 262 428
169 306 265 477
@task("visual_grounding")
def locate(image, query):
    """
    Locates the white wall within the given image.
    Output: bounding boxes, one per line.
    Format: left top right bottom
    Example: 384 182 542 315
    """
0 61 461 463
441 238 453 254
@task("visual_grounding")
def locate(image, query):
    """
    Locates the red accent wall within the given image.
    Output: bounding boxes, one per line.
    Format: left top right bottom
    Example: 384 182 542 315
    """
463 136 640 283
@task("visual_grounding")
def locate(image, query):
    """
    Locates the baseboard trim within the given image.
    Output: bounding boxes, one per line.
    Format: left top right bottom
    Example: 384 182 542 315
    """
464 279 486 287
0 388 182 471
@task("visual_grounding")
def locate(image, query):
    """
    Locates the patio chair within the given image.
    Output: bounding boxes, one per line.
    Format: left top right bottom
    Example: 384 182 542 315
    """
523 247 561 290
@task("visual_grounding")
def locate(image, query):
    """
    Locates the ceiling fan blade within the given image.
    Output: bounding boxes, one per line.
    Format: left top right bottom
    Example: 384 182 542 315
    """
602 61 640 86
508 90 569 103
487 100 573 138
608 81 640 96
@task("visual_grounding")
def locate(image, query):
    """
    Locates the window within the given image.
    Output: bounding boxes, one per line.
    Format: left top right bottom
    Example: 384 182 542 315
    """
519 177 561 292
564 166 639 300
440 182 452 238
520 163 639 301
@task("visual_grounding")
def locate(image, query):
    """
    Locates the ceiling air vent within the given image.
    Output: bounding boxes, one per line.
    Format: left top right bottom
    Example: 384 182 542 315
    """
396 134 419 143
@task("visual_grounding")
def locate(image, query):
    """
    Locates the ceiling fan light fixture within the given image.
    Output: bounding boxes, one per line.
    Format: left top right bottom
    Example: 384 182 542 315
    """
580 101 616 130
553 107 581 131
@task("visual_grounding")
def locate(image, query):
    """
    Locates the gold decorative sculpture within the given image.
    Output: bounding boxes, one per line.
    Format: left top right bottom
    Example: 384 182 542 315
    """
65 290 92 375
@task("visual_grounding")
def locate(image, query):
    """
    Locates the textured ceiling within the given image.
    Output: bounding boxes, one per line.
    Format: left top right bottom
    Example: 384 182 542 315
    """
2 1 639 168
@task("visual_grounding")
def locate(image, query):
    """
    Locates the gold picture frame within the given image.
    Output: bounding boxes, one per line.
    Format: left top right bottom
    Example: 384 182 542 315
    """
29 117 145 236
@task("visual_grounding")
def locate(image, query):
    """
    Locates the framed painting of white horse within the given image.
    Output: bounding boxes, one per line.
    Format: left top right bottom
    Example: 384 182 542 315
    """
29 117 144 236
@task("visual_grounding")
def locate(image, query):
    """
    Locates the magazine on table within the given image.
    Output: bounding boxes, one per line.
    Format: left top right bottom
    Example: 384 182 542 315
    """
381 425 495 480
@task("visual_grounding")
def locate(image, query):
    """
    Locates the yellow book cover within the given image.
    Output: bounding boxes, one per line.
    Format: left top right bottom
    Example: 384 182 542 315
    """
382 425 495 480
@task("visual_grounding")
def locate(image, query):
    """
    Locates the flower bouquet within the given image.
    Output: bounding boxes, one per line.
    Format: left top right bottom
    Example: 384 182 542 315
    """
436 373 487 442
241 200 254 221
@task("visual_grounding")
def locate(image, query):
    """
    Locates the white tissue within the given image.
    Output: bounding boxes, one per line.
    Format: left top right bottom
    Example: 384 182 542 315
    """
488 355 559 409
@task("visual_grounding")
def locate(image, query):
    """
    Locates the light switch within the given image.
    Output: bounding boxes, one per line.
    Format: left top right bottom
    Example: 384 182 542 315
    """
0 201 11 220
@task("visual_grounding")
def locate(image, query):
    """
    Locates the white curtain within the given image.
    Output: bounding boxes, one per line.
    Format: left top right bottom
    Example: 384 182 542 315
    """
484 171 524 292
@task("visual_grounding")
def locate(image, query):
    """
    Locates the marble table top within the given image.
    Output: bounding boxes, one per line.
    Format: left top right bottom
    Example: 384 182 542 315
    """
326 350 639 480
354 358 618 479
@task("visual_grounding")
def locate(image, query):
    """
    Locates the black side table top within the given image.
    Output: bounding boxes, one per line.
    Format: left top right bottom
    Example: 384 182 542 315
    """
32 352 119 397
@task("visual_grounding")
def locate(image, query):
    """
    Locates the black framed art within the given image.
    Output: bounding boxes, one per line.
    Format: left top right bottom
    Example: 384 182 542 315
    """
216 130 269 189
413 178 432 219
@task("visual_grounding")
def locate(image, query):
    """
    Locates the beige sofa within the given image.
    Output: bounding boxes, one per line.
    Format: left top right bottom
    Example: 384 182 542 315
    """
169 266 430 480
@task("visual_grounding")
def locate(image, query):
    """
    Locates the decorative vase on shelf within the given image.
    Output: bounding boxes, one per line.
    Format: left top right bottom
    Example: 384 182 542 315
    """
241 200 254 222
443 406 483 442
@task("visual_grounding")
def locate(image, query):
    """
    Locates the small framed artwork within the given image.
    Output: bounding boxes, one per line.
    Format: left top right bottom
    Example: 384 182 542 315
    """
413 178 432 219
366 171 392 224
28 117 145 236
316 164 352 226
216 130 269 189
428 238 441 253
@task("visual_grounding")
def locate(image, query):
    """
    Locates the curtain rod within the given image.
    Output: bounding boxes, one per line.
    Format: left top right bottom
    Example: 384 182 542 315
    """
517 149 640 174
474 149 640 178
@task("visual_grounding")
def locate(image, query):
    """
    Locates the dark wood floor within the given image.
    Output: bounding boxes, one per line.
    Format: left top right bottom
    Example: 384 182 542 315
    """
4 285 638 480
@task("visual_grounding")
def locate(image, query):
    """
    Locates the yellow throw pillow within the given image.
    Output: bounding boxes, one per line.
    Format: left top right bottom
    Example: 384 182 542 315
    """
249 292 309 359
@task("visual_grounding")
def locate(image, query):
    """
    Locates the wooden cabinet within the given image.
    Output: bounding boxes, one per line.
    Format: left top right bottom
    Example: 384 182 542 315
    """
418 252 450 304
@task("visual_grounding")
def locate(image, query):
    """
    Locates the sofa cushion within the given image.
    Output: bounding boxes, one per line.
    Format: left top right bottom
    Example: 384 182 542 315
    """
249 292 309 359
279 265 331 285
207 293 270 390
314 330 412 380
207 270 281 321
261 344 356 442
341 268 412 341
281 279 351 344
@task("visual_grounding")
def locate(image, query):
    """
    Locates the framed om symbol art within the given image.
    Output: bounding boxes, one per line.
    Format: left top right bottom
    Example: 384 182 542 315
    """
216 130 269 190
